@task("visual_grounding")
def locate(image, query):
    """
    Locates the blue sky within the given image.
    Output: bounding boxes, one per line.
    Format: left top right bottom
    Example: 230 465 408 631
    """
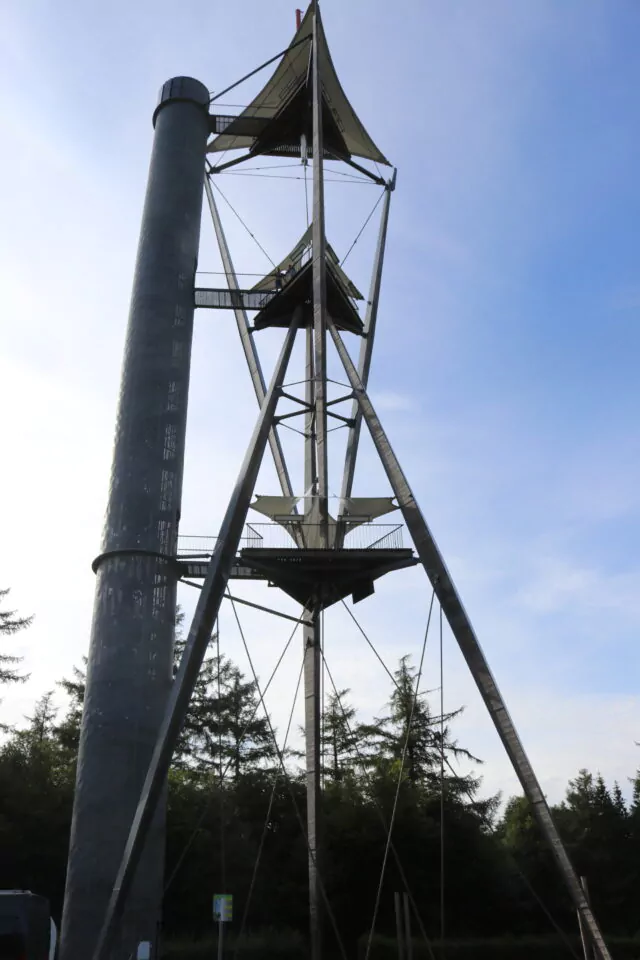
1 0 639 805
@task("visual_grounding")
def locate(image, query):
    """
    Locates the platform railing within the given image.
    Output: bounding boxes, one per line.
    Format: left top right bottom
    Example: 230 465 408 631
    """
177 522 404 556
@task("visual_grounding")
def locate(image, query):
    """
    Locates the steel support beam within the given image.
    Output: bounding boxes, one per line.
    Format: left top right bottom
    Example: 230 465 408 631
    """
328 318 611 960
304 603 323 960
339 173 395 514
204 177 295 502
304 325 317 502
60 76 210 960
92 317 299 960
311 3 329 547
208 35 311 107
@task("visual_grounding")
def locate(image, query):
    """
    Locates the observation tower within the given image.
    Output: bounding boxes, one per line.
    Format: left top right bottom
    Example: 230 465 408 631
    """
59 6 612 960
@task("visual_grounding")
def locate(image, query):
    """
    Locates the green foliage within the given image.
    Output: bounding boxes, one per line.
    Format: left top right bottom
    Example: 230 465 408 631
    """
54 659 86 752
173 636 275 777
360 936 640 960
499 768 640 936
321 688 359 783
0 587 31 692
163 930 307 959
0 691 75 922
2 635 640 951
359 656 480 797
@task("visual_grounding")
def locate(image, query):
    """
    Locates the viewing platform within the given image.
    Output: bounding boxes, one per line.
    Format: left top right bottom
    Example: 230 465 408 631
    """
176 521 417 607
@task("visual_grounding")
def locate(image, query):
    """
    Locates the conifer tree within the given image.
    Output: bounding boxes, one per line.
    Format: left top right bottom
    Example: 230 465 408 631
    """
0 588 31 686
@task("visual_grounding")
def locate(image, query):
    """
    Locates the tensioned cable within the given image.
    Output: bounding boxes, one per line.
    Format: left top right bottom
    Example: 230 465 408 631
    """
209 36 311 105
438 609 579 960
228 596 349 960
225 162 302 171
343 597 578 957
341 190 385 267
217 623 227 894
313 164 374 183
364 588 437 960
508 852 582 960
304 162 310 226
208 37 310 112
208 177 276 268
440 753 581 960
209 103 279 110
439 605 445 955
197 271 268 277
217 163 371 183
340 599 398 688
219 171 375 185
233 653 306 959
278 421 307 437
328 165 380 182
320 649 437 960
321 607 325 789
163 606 308 893
209 145 369 181
341 599 446 706
208 38 310 168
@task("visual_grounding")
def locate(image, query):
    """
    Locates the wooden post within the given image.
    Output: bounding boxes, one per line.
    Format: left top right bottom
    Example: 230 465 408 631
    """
217 920 224 960
402 893 413 960
394 892 405 960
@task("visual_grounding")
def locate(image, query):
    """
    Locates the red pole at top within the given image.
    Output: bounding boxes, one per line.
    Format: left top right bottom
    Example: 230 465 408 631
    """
296 8 303 29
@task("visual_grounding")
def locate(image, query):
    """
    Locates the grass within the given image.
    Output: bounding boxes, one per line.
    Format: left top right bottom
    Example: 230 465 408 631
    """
163 932 640 960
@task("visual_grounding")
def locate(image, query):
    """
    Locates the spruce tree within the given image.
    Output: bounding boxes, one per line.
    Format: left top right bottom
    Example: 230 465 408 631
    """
321 688 359 783
361 655 479 792
0 588 31 685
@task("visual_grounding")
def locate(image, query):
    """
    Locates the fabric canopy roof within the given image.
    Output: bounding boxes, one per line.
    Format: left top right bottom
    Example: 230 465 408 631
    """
250 226 363 301
338 497 398 528
250 496 300 520
208 5 389 165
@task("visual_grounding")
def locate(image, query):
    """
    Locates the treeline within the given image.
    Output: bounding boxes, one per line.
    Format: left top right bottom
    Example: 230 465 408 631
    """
1 589 639 955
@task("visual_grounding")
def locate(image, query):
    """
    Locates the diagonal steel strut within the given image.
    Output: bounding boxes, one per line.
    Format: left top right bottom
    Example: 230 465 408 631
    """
204 176 296 503
311 1 329 549
92 316 300 960
339 171 396 520
328 317 612 960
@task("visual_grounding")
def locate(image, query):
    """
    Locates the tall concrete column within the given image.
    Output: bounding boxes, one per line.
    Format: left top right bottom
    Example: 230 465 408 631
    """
60 77 209 960
303 603 323 960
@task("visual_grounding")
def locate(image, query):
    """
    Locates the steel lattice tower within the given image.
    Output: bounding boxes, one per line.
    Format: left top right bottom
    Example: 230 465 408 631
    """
60 6 613 960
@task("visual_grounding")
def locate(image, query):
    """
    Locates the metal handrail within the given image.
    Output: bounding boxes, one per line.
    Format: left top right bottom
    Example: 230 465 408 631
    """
177 522 405 555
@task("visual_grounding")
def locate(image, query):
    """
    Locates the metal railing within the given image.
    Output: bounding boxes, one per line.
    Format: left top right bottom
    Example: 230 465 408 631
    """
243 522 403 550
176 529 263 557
177 523 404 556
194 288 274 311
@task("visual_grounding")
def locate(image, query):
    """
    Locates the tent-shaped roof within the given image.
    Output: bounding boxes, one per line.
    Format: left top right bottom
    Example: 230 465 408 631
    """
251 259 363 334
208 5 388 165
251 225 363 300
248 225 363 333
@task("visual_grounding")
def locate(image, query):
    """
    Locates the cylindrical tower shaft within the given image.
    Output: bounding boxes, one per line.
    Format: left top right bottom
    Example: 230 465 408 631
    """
60 77 209 960
303 603 323 960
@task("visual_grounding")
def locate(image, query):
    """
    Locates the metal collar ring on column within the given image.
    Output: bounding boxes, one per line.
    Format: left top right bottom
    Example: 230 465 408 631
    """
91 548 183 575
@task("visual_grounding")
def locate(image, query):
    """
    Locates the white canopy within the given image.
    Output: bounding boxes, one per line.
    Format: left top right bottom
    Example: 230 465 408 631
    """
250 495 300 520
208 6 389 165
251 226 363 301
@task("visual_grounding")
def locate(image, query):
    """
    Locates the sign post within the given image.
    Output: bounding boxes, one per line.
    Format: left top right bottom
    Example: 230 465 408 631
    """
213 894 233 960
